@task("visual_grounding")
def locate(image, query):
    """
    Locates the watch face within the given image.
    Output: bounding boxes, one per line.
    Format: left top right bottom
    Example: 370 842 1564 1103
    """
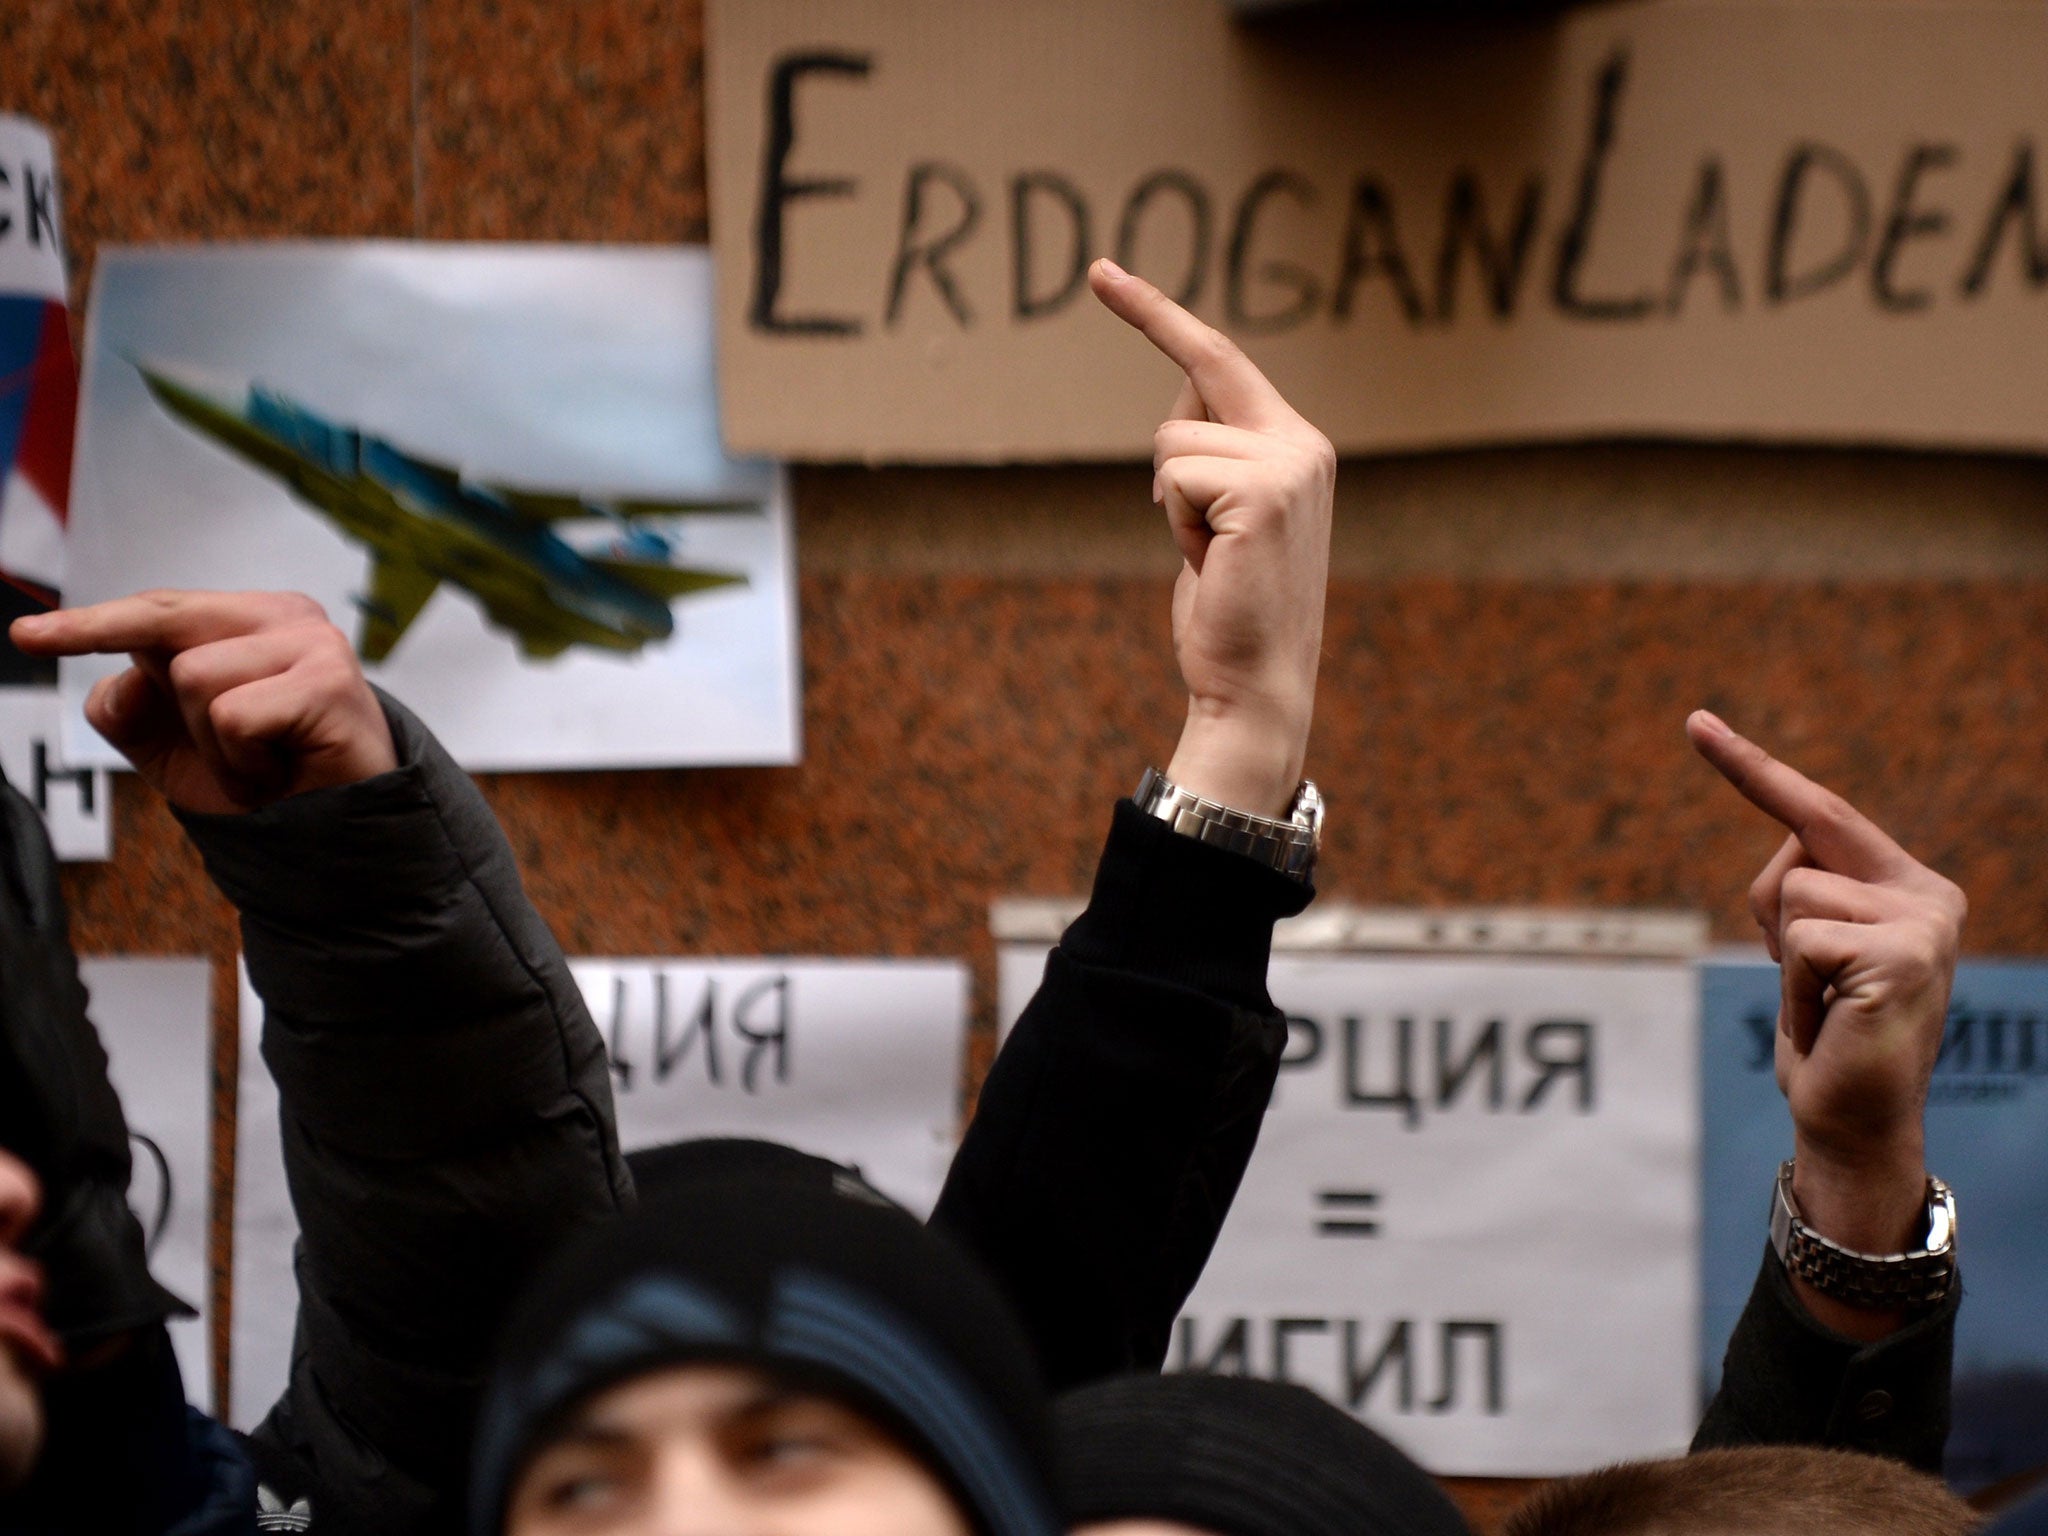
1295 780 1325 838
1924 1178 1957 1254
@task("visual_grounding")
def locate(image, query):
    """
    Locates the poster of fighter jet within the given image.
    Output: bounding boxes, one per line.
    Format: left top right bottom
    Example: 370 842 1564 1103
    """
63 244 798 770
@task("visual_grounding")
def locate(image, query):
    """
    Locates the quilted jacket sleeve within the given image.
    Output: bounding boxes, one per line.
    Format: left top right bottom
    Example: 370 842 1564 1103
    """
178 691 631 1535
933 801 1310 1392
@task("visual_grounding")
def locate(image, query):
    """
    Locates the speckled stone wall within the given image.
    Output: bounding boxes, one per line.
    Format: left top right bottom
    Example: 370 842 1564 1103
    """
63 570 2048 1040
14 4 2048 1527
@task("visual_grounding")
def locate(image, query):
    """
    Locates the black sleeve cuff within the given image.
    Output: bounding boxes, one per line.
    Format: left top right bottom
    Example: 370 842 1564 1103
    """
1693 1245 1958 1472
1057 800 1314 1013
172 690 561 1033
172 691 459 929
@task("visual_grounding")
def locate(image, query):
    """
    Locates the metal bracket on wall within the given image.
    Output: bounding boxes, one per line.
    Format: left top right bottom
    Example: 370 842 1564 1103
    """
990 898 1708 959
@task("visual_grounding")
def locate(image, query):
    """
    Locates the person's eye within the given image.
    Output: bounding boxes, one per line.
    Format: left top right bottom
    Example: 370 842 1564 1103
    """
736 1419 865 1476
541 1472 626 1511
754 1431 835 1465
733 1397 879 1479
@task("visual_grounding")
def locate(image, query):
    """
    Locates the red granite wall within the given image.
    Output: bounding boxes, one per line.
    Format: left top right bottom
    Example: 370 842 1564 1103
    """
15 3 2048 1526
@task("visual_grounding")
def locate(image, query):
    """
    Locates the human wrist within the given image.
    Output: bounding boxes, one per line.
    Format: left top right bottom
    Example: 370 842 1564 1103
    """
1787 1135 1930 1257
1166 703 1308 820
1777 1146 1949 1343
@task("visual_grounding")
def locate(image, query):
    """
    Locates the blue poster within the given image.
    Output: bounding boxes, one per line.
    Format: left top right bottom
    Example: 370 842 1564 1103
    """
1702 957 2048 1490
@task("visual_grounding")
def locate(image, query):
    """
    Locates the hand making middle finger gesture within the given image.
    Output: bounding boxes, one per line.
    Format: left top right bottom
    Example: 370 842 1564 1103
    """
10 590 397 816
1087 258 1335 820
1687 709 1964 1316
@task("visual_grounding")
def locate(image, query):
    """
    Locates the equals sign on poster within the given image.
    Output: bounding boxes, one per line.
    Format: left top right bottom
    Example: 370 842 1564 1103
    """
1315 1188 1380 1237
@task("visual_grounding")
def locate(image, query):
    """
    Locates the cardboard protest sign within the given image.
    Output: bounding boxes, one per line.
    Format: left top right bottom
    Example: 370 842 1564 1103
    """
66 245 798 771
231 958 964 1431
83 958 213 1409
997 940 1701 1474
709 0 2048 461
1703 956 2048 1493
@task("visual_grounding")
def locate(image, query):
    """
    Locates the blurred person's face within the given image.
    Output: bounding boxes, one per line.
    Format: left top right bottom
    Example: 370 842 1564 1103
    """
505 1363 974 1536
0 1149 58 1492
1073 1526 1213 1536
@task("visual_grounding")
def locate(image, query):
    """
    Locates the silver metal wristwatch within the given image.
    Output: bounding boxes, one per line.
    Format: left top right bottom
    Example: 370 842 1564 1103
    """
1132 766 1323 883
1769 1159 1957 1311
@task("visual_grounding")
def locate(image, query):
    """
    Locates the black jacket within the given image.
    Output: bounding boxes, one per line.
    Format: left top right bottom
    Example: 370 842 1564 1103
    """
0 761 257 1536
1693 1243 1957 1471
937 802 1958 1467
22 700 1947 1534
179 694 632 1535
934 801 1311 1390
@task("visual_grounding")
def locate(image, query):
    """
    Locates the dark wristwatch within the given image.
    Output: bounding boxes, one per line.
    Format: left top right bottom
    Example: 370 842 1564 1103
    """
1132 767 1323 883
1769 1159 1957 1311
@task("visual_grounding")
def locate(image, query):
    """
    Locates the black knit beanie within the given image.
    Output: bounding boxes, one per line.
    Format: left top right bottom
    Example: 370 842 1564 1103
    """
1056 1373 1473 1536
623 1134 904 1212
470 1157 1060 1536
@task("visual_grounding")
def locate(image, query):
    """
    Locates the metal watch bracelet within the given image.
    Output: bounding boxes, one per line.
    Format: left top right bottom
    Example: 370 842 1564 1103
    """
1132 766 1323 882
1769 1159 1957 1311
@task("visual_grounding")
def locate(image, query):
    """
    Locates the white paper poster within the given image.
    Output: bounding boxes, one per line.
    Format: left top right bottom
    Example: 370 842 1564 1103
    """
0 688 110 860
0 116 65 302
64 244 799 771
576 959 966 1206
999 945 1700 1475
232 957 965 1431
229 965 290 1433
82 957 213 1408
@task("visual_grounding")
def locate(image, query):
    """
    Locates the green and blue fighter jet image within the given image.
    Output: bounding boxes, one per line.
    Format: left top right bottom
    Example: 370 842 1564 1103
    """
135 361 758 663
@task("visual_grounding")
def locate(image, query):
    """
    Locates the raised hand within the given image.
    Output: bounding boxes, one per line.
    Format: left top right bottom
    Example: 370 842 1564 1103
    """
10 590 397 815
1089 258 1334 819
1687 709 1965 1335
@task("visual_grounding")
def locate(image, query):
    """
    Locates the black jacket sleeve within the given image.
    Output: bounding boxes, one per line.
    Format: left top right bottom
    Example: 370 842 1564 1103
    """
1693 1244 1957 1472
932 800 1310 1393
177 692 632 1536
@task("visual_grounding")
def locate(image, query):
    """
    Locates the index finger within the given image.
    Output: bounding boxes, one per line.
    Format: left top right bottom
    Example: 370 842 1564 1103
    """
1686 710 1909 880
1089 259 1295 431
9 589 309 658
